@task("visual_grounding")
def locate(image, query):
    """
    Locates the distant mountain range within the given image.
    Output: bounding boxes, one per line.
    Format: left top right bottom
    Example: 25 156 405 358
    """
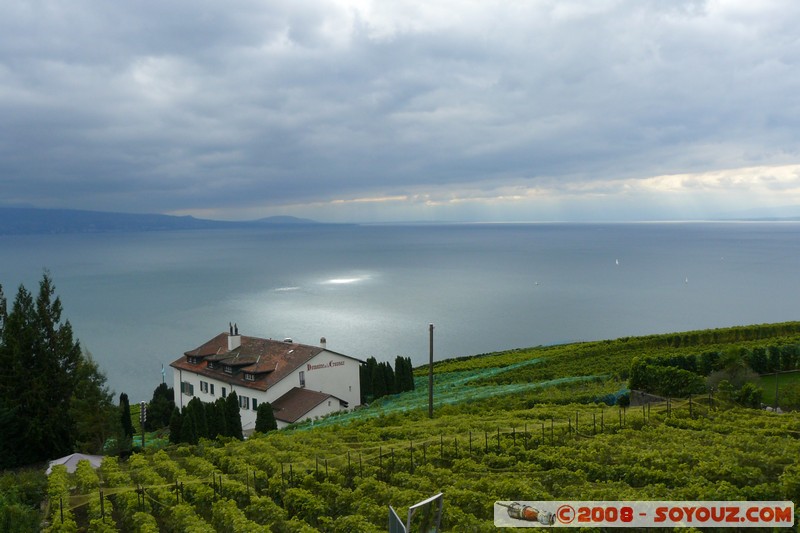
0 207 322 235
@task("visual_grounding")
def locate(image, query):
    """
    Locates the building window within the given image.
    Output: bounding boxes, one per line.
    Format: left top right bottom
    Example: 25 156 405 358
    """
239 395 250 410
200 381 208 393
188 356 200 364
210 383 215 395
181 381 194 396
223 365 233 375
299 371 305 388
252 399 258 410
207 361 217 369
222 387 227 398
244 373 254 381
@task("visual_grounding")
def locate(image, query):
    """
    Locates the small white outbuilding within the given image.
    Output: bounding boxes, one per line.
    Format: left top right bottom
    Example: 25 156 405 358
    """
46 453 104 475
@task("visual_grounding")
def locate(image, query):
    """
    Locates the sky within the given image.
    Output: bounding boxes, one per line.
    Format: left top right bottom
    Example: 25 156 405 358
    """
2 0 800 223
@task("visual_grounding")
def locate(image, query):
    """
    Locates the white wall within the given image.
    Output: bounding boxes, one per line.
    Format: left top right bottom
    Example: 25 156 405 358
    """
268 350 361 408
174 369 236 408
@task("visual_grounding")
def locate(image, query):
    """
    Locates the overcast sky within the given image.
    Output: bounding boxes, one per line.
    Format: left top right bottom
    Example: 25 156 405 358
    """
2 0 800 222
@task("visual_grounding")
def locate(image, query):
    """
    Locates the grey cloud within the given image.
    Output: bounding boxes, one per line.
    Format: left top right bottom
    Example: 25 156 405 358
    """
1 0 799 218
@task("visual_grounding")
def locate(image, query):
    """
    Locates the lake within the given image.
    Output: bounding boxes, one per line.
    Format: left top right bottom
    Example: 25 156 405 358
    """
2 221 799 402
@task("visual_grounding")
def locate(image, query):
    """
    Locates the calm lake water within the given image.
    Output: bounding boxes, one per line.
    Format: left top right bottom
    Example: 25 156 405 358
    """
2 222 799 401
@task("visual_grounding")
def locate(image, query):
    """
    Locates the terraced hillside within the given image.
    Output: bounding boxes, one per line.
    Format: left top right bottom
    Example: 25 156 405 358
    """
42 322 800 531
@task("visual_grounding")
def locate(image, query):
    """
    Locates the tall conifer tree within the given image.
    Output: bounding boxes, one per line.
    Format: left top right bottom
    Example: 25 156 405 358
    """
255 401 277 433
0 275 82 464
382 361 396 395
360 357 378 402
168 407 182 444
120 393 135 439
145 383 175 431
180 408 198 445
214 397 228 438
205 397 223 439
0 283 18 468
225 391 243 440
185 397 208 440
0 275 114 465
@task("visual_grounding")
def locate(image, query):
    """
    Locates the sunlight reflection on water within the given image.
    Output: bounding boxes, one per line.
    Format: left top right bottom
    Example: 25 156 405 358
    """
322 273 373 285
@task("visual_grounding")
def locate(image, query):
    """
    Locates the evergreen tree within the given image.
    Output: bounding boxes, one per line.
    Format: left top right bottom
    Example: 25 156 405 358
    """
381 361 396 395
119 393 135 439
360 357 378 402
179 407 198 445
0 399 20 469
0 285 36 465
214 397 228 438
255 401 277 433
184 397 208 440
225 391 243 440
206 397 224 439
0 275 115 466
394 356 404 392
394 356 415 393
70 351 117 453
145 383 175 431
0 283 6 339
405 356 416 391
29 274 82 460
0 285 19 467
359 363 370 403
168 407 182 445
371 361 387 399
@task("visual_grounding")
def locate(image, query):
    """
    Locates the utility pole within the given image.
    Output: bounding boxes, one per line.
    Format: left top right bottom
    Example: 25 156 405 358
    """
428 324 434 419
140 401 147 449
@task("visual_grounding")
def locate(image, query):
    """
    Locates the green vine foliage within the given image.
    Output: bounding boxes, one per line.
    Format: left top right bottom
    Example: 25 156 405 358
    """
33 322 800 531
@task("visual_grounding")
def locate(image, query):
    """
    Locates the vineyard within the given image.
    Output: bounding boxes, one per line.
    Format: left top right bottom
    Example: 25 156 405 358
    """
38 322 800 531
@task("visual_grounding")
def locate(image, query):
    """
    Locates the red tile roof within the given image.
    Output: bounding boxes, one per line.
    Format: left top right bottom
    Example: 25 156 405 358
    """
271 387 339 423
170 332 360 392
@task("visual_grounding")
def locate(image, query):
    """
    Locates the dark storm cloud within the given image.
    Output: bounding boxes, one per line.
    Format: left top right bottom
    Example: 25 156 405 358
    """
2 0 800 220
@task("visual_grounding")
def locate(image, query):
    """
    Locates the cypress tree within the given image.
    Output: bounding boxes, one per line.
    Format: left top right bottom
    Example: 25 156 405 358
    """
398 356 406 392
146 383 175 431
361 357 378 402
225 391 243 440
394 356 415 393
255 401 277 433
168 407 182 444
372 361 387 399
359 362 371 403
180 407 198 445
405 356 415 391
214 397 228 438
206 397 222 439
382 361 396 395
120 393 135 439
184 397 208 440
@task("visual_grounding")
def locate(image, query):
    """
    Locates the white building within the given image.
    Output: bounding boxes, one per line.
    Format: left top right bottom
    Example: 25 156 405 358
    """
170 325 362 431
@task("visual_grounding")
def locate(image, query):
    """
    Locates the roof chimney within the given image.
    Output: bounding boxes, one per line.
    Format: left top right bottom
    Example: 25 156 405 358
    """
320 337 327 349
228 322 241 351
